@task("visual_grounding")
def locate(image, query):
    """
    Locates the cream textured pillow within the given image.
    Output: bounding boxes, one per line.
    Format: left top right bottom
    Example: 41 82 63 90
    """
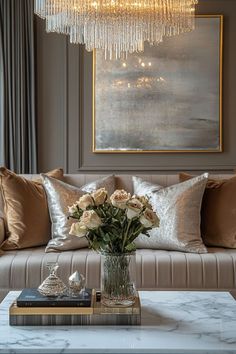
0 167 64 250
133 174 208 253
42 175 116 252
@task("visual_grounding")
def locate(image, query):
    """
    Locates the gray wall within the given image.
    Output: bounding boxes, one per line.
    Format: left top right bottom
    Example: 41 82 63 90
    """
35 0 236 173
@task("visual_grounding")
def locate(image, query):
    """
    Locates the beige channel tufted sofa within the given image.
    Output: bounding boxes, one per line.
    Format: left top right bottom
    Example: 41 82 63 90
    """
0 173 236 302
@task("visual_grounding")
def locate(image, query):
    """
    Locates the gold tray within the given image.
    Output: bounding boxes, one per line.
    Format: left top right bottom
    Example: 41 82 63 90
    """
9 290 141 326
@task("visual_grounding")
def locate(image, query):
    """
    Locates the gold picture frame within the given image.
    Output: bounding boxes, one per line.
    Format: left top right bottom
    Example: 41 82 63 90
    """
92 15 223 154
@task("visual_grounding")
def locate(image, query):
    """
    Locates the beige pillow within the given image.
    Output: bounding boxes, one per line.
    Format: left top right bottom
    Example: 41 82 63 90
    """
0 167 64 250
42 175 116 252
133 174 208 253
0 186 5 246
0 217 5 249
180 173 236 248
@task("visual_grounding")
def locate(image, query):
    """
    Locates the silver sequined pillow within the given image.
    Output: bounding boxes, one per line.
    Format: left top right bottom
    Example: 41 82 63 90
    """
133 174 208 253
42 175 115 252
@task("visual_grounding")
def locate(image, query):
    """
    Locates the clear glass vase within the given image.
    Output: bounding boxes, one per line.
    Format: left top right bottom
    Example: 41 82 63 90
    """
101 252 136 307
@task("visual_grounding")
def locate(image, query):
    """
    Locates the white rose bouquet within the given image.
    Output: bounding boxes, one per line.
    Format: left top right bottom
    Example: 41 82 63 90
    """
68 188 159 254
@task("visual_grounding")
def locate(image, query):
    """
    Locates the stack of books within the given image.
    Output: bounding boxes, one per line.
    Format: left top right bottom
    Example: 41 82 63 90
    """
9 288 141 326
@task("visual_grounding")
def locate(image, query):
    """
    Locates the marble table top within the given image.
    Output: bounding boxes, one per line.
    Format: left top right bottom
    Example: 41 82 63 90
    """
0 291 236 354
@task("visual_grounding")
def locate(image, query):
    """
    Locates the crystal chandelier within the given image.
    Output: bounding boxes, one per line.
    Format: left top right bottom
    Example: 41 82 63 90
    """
34 0 198 59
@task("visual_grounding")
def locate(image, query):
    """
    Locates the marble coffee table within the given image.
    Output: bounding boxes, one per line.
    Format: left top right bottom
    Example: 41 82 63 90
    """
0 291 236 354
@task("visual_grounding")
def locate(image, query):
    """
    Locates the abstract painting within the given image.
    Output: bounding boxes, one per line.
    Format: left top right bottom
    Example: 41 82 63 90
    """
93 15 223 153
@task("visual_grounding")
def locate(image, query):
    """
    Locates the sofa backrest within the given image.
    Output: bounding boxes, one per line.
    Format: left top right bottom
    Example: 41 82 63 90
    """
20 173 235 194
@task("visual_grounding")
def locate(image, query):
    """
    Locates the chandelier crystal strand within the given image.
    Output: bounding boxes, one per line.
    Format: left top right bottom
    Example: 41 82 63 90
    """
34 0 198 59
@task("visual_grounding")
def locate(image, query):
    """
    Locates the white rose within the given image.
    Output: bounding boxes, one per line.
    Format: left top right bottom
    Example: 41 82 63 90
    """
77 194 94 210
92 188 108 206
80 210 102 229
110 190 131 209
69 222 87 237
133 195 152 209
140 208 159 228
68 203 78 214
126 198 143 219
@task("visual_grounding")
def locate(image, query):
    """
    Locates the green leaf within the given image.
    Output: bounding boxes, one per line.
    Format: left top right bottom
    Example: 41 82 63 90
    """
125 243 136 252
104 233 110 242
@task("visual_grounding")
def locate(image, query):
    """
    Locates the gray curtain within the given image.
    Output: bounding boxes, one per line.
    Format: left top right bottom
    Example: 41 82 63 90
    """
0 0 37 173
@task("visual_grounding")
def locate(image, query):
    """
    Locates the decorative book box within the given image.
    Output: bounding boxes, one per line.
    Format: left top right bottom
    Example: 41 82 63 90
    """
9 289 141 326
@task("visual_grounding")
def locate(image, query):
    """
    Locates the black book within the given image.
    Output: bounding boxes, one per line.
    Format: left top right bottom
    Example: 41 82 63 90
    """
16 288 92 307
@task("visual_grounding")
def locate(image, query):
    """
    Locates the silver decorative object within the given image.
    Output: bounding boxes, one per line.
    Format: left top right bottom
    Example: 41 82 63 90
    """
68 271 85 297
38 262 67 297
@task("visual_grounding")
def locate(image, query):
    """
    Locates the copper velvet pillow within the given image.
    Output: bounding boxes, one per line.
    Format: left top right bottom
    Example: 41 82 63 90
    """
0 167 64 250
0 186 5 245
179 173 236 248
0 217 4 254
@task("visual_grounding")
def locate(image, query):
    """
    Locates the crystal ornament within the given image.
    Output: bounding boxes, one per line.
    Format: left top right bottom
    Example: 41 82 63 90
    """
34 0 198 59
68 271 85 297
38 262 67 297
